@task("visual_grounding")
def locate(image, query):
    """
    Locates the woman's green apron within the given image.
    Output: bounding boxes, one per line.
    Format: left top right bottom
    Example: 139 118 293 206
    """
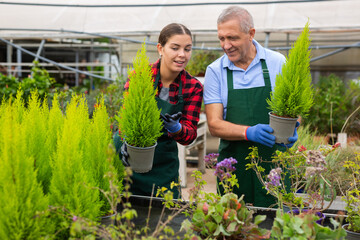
218 59 285 207
114 72 184 199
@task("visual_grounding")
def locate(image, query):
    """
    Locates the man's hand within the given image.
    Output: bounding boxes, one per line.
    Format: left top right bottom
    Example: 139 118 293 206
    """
161 112 182 133
246 124 275 148
120 143 130 167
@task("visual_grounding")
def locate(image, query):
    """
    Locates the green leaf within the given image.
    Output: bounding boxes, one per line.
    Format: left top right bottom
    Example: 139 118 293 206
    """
254 214 267 225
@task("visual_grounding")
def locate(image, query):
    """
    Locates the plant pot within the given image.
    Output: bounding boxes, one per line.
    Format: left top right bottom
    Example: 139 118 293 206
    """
100 212 116 226
269 112 298 144
342 224 360 240
287 208 325 225
125 141 157 173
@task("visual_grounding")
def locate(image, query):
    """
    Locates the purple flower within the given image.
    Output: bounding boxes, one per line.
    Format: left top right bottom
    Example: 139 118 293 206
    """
72 216 78 221
214 157 237 181
265 168 282 190
204 153 219 168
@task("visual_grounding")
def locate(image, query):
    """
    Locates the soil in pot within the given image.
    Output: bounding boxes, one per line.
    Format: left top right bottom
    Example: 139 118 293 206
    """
342 224 360 240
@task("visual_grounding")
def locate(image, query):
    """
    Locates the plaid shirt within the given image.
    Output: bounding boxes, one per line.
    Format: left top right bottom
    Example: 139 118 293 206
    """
125 59 203 145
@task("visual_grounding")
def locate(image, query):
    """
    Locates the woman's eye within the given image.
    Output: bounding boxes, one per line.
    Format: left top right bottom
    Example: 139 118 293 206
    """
172 48 178 51
185 48 192 52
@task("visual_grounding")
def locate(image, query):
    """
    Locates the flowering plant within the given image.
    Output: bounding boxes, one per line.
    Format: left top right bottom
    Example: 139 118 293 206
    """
245 144 347 239
341 152 360 233
246 143 340 212
181 154 270 239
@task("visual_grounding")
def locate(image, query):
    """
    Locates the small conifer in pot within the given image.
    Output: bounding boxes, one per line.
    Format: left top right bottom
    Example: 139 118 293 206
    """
117 42 162 148
116 43 163 172
267 22 314 144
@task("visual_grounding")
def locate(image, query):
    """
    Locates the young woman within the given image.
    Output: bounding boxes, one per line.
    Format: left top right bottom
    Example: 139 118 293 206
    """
116 23 203 198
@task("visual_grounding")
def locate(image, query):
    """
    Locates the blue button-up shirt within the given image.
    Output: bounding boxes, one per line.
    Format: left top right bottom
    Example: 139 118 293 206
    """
203 39 286 118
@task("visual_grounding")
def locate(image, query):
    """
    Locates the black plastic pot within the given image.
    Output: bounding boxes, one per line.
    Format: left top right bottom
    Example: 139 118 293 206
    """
342 224 360 240
116 196 345 237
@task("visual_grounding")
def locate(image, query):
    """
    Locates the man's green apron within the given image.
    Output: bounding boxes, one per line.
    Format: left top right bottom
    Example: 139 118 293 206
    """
129 72 184 199
218 59 284 207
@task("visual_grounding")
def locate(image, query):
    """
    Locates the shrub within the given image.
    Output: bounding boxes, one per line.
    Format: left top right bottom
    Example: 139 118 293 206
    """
0 91 53 239
267 22 314 118
117 43 162 147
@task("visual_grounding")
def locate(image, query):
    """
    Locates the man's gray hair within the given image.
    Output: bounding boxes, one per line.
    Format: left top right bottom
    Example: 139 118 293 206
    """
217 6 254 33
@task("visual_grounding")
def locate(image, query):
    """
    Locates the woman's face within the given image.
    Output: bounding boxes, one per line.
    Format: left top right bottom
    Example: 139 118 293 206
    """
157 34 192 74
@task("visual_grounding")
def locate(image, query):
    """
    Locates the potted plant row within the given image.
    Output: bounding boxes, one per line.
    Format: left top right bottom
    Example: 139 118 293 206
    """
0 89 124 239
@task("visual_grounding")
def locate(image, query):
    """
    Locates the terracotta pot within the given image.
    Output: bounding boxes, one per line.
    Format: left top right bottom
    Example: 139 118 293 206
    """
268 112 298 144
125 141 157 173
342 224 360 240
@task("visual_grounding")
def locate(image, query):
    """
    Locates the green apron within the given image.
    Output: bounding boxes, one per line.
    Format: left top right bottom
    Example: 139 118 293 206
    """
218 59 285 207
129 72 184 199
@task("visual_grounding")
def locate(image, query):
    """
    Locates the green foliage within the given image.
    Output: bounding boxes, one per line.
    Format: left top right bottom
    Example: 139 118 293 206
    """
0 73 19 100
292 124 325 150
304 74 360 135
246 144 341 211
21 61 55 97
267 22 314 118
271 210 346 239
49 95 103 220
117 43 162 147
84 95 124 213
186 50 221 76
182 193 270 239
0 61 55 103
342 153 360 233
0 91 53 239
23 91 53 194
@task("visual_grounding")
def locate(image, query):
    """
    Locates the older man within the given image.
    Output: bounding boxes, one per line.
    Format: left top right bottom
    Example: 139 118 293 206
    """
204 6 298 207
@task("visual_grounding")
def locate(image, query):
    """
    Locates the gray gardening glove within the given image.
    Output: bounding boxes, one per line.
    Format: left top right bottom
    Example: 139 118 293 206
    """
120 143 130 167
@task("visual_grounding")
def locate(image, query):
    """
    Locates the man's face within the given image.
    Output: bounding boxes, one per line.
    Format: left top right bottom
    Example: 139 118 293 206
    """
217 18 255 66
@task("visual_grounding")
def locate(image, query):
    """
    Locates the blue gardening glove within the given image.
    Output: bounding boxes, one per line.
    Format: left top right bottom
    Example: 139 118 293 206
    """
277 121 300 148
120 143 130 167
246 124 276 148
161 112 182 133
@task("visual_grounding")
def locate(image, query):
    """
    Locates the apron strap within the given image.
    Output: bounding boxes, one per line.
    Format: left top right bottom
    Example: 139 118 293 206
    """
226 59 271 89
260 59 271 87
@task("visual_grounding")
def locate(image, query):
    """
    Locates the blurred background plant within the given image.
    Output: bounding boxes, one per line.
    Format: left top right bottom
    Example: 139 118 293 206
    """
0 61 55 103
293 123 359 195
304 74 360 138
185 50 221 76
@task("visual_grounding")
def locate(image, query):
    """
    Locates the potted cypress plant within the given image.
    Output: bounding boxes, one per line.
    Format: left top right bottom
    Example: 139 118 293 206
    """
267 22 314 144
117 43 163 173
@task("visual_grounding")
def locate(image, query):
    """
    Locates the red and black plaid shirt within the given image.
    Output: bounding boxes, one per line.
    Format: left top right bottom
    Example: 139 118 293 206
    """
125 59 203 145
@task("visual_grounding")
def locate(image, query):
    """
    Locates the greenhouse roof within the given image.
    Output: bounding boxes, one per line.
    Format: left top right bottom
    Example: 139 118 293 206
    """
0 0 359 40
